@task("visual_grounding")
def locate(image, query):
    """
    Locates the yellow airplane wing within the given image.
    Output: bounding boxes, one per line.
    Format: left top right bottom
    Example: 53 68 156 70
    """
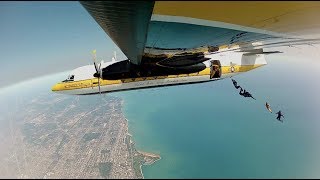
80 1 320 66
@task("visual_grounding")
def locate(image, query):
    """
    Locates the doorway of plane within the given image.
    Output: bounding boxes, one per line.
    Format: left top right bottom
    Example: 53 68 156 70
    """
210 60 221 79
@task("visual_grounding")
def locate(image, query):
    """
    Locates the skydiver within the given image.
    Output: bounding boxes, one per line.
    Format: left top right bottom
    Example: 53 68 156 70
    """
239 88 255 100
266 102 272 113
231 79 241 89
275 111 284 122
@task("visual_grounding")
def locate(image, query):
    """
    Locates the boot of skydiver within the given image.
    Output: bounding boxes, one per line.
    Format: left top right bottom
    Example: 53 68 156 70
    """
279 118 283 123
247 92 256 100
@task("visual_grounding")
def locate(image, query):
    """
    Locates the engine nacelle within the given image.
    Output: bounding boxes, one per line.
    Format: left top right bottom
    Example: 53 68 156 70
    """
101 59 207 80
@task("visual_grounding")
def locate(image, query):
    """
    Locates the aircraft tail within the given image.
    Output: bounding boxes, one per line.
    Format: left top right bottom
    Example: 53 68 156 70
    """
238 43 267 66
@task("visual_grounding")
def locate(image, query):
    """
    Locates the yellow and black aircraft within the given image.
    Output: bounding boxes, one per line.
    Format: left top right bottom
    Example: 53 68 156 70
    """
52 1 320 95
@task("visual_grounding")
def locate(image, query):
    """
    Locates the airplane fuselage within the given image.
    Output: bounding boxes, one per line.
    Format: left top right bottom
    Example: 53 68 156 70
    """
52 48 267 95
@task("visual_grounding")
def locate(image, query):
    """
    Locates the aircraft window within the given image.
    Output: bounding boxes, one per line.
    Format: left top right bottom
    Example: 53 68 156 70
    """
62 75 75 82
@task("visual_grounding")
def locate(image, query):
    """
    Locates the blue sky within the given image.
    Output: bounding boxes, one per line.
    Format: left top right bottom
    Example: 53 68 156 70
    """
0 1 125 88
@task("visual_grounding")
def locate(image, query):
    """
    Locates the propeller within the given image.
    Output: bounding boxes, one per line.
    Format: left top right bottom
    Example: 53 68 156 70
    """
92 49 103 94
97 63 102 94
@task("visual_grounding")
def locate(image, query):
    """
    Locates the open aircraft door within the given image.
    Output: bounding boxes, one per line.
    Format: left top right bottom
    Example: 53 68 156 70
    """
210 60 221 79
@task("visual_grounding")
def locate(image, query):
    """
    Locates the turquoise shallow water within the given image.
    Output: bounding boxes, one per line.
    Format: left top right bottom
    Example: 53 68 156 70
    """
119 54 320 178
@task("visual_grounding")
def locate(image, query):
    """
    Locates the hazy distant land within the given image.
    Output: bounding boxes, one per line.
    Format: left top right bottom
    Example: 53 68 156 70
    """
0 93 160 178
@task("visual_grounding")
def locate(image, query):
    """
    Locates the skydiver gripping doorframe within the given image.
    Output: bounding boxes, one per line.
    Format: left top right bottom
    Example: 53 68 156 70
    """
233 79 256 100
232 79 253 99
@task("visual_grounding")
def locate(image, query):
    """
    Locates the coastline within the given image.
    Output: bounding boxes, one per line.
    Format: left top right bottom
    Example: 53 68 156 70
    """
137 150 162 179
134 150 161 179
123 116 161 179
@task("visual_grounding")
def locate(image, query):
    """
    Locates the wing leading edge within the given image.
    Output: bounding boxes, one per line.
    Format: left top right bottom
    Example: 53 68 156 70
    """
80 1 155 65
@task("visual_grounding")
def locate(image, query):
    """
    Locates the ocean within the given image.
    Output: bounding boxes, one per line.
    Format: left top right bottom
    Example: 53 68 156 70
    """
118 53 320 178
